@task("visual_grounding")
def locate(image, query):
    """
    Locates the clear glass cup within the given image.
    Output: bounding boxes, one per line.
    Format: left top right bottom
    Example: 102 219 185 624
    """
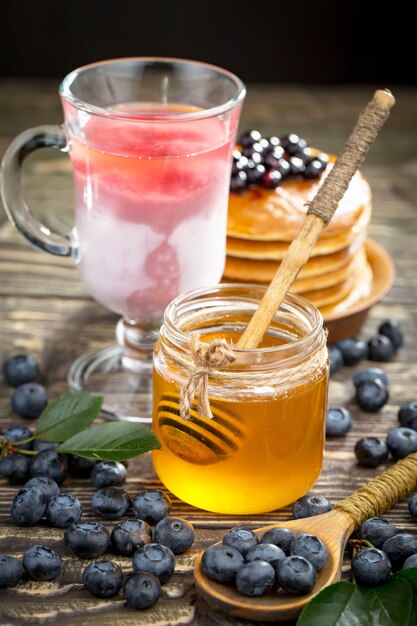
1 58 245 421
153 284 329 514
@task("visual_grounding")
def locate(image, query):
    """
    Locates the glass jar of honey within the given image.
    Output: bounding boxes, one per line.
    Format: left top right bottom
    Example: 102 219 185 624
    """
152 284 329 514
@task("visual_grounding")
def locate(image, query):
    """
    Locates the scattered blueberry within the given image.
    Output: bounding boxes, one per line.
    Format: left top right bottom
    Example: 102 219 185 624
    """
123 572 161 609
355 437 389 468
239 130 262 148
367 335 395 362
398 401 417 429
83 560 123 598
329 345 344 375
11 383 48 418
132 490 171 525
379 319 403 350
32 439 59 452
91 486 130 520
30 449 68 484
3 354 39 387
386 427 417 460
11 485 47 525
245 543 286 567
23 545 62 581
236 561 275 596
261 527 294 554
337 338 368 366
91 461 127 489
64 521 111 559
382 533 417 569
276 556 317 595
353 368 389 388
223 528 259 556
132 543 175 584
154 516 195 554
0 555 24 587
2 425 33 450
288 156 305 176
403 554 417 569
356 379 389 412
351 548 391 585
280 133 307 154
202 544 244 583
326 406 352 437
293 495 333 519
0 454 31 484
25 476 59 500
111 519 152 556
408 495 417 519
261 169 282 189
290 534 328 571
46 492 83 527
358 517 398 549
67 454 96 478
304 159 324 179
230 170 248 193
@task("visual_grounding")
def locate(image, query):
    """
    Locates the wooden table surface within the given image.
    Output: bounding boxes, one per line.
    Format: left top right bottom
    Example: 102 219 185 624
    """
0 81 416 625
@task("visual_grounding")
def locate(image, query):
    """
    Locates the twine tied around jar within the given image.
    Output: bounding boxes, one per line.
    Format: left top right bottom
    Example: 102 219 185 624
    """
179 332 236 420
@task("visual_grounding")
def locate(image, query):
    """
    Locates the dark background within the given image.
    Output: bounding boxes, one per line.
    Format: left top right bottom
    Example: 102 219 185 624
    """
1 0 413 84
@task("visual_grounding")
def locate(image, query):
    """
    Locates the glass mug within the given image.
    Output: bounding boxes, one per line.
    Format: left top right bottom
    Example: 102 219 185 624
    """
1 58 245 421
152 284 329 514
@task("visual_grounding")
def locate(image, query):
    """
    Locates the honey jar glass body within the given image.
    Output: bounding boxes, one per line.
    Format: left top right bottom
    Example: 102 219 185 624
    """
152 284 329 514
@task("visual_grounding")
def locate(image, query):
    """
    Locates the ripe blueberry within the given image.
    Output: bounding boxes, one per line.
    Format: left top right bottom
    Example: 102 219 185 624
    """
3 354 39 387
337 338 368 366
111 519 152 556
2 425 33 450
25 476 59 500
367 335 395 362
32 439 59 452
353 367 388 388
23 545 62 581
351 548 391 585
132 490 171 524
276 556 317 595
0 454 31 484
355 437 389 468
245 543 286 567
64 521 111 559
378 319 403 350
356 379 389 412
329 345 343 375
326 406 352 437
154 517 195 554
358 517 398 549
11 383 48 418
67 454 96 478
261 527 294 554
382 533 417 569
123 572 161 609
0 555 24 587
46 493 83 527
290 534 328 571
91 461 127 489
403 554 417 569
202 544 244 583
11 486 47 526
398 401 417 429
91 486 130 519
83 560 123 598
236 561 275 596
30 449 68 484
386 427 417 460
293 495 333 519
132 543 175 584
408 495 417 519
223 528 259 556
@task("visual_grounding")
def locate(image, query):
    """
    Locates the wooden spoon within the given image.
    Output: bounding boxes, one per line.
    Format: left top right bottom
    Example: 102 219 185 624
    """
194 452 417 622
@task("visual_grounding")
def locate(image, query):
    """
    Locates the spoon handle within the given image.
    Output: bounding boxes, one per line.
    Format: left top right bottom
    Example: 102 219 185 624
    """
335 452 417 529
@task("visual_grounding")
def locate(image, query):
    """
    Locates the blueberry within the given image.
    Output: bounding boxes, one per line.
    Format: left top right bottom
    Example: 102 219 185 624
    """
232 154 248 174
46 492 83 528
386 427 417 459
382 533 417 569
230 170 248 193
290 534 328 571
11 486 47 525
294 146 313 164
261 527 295 554
0 555 24 587
353 367 388 388
239 130 262 148
280 134 307 155
245 543 286 567
132 490 171 525
246 162 266 184
398 401 417 428
91 486 130 520
83 560 123 598
358 517 398 549
65 521 111 558
91 461 127 489
304 159 324 179
315 152 330 167
0 454 31 484
242 142 265 158
329 345 344 375
202 544 244 583
261 169 282 189
11 383 48 418
288 156 305 176
236 561 275 596
265 157 291 177
276 556 317 595
408 495 417 519
223 528 259 556
355 437 389 468
32 439 59 452
351 548 391 585
326 406 352 437
2 425 33 450
154 517 194 554
403 554 417 569
356 379 389 412
265 145 285 161
132 543 175 584
3 354 39 387
123 572 161 609
30 449 68 484
25 476 60 500
111 519 152 556
67 454 96 478
23 545 62 581
293 495 333 519
367 335 395 362
337 338 368 366
379 319 404 350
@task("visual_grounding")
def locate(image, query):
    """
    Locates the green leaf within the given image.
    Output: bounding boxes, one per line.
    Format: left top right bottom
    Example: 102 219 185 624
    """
35 393 103 442
359 578 414 626
56 421 160 460
297 581 374 626
396 568 417 596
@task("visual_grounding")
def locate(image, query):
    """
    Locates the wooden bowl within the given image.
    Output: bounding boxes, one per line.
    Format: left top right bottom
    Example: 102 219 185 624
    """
324 238 395 343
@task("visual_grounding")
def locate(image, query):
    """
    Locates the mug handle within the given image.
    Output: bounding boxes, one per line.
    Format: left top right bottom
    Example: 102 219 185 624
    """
1 125 73 257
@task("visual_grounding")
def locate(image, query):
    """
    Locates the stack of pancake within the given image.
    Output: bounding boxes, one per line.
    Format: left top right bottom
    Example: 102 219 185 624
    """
223 155 373 318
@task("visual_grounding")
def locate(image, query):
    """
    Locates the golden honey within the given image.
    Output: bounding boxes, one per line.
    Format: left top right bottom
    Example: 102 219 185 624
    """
152 285 329 515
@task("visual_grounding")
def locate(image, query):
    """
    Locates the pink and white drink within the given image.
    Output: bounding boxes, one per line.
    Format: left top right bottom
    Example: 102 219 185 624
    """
1 58 245 420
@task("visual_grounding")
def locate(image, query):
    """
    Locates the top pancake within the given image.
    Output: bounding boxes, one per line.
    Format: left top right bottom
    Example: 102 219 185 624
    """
227 155 372 241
